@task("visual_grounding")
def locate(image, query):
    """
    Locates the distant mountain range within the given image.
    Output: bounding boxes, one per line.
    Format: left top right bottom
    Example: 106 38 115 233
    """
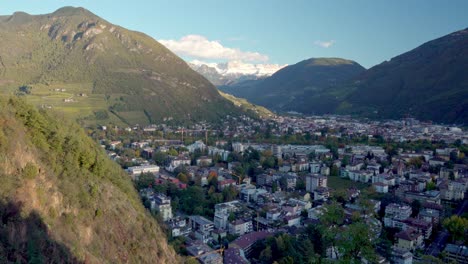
338 28 468 124
0 7 246 125
217 28 468 124
189 60 286 86
219 58 366 115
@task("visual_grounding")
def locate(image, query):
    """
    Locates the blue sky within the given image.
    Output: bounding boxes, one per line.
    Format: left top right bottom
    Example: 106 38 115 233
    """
2 0 467 68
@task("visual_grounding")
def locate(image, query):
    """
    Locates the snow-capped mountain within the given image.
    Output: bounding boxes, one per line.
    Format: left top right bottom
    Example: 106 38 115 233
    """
189 60 287 86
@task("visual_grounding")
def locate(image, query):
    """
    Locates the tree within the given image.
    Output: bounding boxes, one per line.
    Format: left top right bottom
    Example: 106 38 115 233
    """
153 151 168 165
19 85 32 94
134 173 155 190
318 201 345 260
426 181 437 191
339 222 376 262
443 215 468 243
177 173 189 184
167 148 178 156
259 245 273 263
330 165 339 176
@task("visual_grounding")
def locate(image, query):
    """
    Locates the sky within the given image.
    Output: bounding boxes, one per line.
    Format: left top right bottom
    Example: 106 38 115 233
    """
1 0 468 68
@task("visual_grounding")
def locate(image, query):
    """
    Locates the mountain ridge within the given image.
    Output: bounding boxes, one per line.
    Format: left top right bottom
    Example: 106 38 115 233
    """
0 7 244 125
219 57 366 114
338 27 468 124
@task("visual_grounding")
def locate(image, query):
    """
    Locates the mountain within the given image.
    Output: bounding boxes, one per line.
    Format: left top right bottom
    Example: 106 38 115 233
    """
0 97 178 263
338 28 468 124
0 7 243 126
219 58 366 114
189 60 286 86
219 91 275 119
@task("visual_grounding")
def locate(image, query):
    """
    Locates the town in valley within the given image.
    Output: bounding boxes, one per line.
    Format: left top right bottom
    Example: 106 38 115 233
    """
95 114 468 264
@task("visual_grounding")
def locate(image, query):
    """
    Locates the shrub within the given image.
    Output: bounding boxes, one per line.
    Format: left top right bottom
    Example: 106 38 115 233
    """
23 162 39 180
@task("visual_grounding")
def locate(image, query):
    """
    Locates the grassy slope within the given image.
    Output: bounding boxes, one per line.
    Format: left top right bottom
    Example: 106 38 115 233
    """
219 90 275 119
0 97 179 263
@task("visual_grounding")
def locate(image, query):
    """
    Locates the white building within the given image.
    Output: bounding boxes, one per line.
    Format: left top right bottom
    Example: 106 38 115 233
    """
127 165 160 176
384 203 412 228
187 140 207 153
229 219 253 235
306 174 327 192
373 182 389 193
151 193 173 221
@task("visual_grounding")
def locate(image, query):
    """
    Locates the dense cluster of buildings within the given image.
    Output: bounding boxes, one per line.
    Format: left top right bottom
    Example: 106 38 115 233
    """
99 115 467 264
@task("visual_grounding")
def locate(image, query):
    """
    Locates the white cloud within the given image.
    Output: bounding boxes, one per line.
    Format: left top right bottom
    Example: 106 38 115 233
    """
159 34 269 62
314 40 335 48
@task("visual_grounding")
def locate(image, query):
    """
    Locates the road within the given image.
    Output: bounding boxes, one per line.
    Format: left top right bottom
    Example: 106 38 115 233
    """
425 199 468 256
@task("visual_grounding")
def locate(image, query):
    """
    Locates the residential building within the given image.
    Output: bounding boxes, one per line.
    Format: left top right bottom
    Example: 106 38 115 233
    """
443 244 468 264
384 203 412 228
306 174 327 192
151 193 173 221
395 228 424 251
391 247 413 264
373 182 389 193
127 165 159 176
229 219 253 236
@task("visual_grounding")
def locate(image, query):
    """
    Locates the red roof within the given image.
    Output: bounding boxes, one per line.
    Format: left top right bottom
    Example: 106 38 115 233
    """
218 179 236 186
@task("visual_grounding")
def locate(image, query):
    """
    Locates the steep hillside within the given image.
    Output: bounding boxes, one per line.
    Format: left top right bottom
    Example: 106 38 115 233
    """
0 7 242 125
219 91 275 119
0 97 179 263
219 58 365 114
339 28 468 124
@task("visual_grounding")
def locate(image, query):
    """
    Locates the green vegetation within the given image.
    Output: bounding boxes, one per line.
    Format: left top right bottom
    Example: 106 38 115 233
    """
219 91 274 119
221 28 468 124
219 57 365 115
339 28 468 124
443 215 468 244
0 97 178 263
251 202 377 264
0 7 245 126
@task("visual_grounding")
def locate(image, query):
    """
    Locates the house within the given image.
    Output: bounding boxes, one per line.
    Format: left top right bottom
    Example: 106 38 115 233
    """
418 202 443 225
187 140 206 153
440 178 467 201
151 193 173 221
217 179 236 190
403 190 441 204
305 174 327 192
168 217 191 237
395 228 424 251
213 201 241 230
284 215 301 227
384 203 412 228
196 156 213 166
223 247 249 264
190 215 215 244
402 218 432 239
165 156 191 172
443 244 468 264
127 165 160 179
373 182 389 193
308 205 325 220
391 246 413 264
229 219 253 236
313 187 330 201
186 241 222 264
231 231 273 258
